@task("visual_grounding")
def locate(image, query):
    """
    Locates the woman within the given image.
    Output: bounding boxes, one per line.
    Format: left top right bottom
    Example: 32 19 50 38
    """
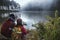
12 18 27 40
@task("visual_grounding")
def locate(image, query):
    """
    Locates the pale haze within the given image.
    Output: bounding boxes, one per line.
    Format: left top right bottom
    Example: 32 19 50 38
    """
14 0 56 29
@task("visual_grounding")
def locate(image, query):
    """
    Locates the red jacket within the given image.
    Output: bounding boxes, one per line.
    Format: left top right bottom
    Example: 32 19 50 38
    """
1 19 15 38
21 26 27 35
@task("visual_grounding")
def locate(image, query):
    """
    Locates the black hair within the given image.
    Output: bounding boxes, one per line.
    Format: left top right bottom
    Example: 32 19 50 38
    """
17 19 23 26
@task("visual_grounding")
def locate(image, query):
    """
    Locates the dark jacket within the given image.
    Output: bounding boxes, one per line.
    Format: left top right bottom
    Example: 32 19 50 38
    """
1 18 15 38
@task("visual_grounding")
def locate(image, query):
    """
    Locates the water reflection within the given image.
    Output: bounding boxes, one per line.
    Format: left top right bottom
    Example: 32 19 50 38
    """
14 11 55 29
0 11 58 29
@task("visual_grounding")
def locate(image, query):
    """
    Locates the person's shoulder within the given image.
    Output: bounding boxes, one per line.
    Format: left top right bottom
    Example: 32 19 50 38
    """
2 19 8 24
21 26 25 29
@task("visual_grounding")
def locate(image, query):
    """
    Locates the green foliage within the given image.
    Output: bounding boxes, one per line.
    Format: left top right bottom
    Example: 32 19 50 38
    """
34 10 60 40
33 22 46 40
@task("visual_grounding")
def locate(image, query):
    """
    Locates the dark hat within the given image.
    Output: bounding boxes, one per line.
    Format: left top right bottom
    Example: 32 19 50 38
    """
9 14 15 19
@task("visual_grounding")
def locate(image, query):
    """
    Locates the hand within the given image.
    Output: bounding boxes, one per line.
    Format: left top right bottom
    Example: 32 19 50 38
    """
9 27 12 30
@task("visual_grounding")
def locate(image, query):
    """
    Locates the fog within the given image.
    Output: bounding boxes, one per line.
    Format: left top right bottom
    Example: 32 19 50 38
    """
13 0 59 29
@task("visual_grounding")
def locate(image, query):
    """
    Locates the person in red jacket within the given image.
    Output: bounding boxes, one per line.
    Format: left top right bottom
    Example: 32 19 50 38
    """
16 18 27 40
1 14 16 38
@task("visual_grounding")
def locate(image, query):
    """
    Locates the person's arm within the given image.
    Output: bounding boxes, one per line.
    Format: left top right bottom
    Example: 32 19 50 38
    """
9 22 15 31
21 26 27 35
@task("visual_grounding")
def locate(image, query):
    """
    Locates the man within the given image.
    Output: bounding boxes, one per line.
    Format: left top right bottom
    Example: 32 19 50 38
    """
1 14 16 38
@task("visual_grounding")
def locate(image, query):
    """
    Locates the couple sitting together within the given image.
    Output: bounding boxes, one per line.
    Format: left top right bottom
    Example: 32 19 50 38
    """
1 14 27 40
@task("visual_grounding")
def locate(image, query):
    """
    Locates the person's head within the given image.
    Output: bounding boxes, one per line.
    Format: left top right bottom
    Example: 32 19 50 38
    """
9 14 15 22
17 19 23 26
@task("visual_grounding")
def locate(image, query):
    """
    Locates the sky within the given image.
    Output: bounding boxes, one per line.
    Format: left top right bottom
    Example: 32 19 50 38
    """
14 0 55 8
14 0 31 7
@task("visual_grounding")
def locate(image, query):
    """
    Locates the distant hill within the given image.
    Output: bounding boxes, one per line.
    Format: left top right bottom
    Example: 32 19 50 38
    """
23 0 60 11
